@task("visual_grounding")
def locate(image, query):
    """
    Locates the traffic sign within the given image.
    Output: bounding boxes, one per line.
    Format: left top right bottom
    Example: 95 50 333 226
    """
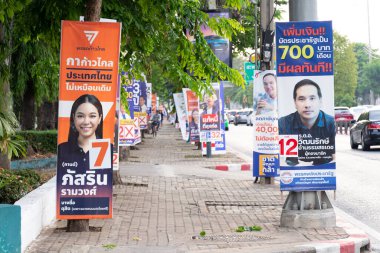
244 62 255 84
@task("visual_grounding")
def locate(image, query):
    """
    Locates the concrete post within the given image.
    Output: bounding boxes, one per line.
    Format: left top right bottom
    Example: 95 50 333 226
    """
280 0 336 228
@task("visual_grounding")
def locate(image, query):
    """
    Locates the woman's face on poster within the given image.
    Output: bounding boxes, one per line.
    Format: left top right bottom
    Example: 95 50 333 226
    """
74 102 102 139
192 110 199 124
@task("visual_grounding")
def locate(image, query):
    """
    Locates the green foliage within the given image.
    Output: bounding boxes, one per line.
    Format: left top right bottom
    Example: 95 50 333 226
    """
0 168 41 204
17 130 57 154
236 225 262 232
0 111 26 159
333 32 358 107
199 231 206 237
224 84 253 109
362 59 380 95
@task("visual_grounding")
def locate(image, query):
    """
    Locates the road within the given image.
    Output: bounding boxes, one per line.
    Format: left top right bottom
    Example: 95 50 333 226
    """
225 123 380 246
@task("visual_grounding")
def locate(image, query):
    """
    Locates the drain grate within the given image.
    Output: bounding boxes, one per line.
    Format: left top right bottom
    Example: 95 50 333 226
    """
192 234 271 242
126 182 148 187
205 201 282 214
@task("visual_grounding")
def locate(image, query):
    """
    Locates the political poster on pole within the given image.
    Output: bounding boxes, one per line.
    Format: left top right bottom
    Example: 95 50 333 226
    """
173 93 188 141
199 84 222 142
119 74 135 146
146 83 152 116
113 77 120 171
184 89 200 142
57 21 121 219
131 80 148 130
276 21 336 191
201 82 226 155
252 70 279 178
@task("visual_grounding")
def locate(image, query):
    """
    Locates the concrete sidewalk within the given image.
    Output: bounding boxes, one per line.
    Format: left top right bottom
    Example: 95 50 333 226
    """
26 122 371 253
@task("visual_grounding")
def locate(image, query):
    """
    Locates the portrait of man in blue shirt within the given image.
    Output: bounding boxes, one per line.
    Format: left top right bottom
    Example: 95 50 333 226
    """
278 79 335 166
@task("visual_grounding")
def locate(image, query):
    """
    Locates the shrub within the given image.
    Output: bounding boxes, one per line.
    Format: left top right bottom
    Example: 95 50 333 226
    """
0 168 42 204
17 130 57 154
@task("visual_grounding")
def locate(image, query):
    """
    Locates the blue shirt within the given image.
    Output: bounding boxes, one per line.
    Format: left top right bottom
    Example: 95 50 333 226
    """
278 110 335 165
254 92 277 115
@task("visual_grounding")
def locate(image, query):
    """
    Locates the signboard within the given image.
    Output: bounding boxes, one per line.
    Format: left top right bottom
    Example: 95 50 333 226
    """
276 21 336 191
252 70 279 178
131 80 147 129
57 21 121 219
244 62 255 84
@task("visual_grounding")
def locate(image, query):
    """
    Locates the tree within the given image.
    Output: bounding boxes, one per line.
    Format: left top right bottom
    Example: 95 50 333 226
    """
362 59 380 97
333 32 358 107
353 43 380 104
0 0 30 168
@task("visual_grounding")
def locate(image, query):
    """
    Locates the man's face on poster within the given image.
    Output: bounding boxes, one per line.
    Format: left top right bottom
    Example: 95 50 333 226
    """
294 84 322 122
263 74 277 99
204 94 216 108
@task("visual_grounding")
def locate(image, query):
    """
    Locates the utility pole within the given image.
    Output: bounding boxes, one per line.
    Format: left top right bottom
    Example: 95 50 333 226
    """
259 0 275 184
280 0 336 229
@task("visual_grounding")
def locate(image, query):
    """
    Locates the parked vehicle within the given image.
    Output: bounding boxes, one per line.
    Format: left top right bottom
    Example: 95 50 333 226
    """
234 110 252 125
350 108 380 151
349 106 367 121
226 110 237 123
246 111 254 126
334 107 354 122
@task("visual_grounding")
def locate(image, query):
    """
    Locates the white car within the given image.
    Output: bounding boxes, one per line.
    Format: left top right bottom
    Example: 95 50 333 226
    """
349 106 368 121
246 111 254 126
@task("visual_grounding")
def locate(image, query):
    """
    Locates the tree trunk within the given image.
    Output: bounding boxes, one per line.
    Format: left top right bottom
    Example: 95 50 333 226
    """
37 102 56 130
67 0 103 232
66 219 90 232
0 153 10 169
21 80 36 130
85 0 102 22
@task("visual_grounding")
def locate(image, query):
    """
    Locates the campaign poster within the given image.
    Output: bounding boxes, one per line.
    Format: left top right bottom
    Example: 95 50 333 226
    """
276 21 336 191
199 83 222 142
152 93 157 114
131 80 148 129
252 70 279 178
113 77 120 171
173 93 188 141
186 11 231 67
202 82 226 155
184 89 200 142
119 74 135 146
146 83 152 116
57 21 121 219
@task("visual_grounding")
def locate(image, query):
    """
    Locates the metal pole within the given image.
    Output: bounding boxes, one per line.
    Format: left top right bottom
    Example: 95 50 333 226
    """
206 142 212 158
289 0 317 21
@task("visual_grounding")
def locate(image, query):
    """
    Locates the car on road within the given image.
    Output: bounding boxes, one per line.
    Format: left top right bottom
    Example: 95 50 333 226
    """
226 110 237 123
233 110 252 125
349 106 368 121
246 111 254 126
350 108 380 151
334 107 354 123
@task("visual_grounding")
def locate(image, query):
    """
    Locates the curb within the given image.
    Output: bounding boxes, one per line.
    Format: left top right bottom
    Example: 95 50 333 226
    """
291 215 371 253
215 163 251 171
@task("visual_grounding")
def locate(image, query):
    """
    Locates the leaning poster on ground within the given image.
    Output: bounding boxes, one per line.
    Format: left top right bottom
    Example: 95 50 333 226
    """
252 70 279 178
173 93 188 141
57 21 121 219
276 21 336 191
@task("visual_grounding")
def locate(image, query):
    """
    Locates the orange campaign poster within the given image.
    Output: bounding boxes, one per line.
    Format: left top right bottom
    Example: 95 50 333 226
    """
56 21 121 220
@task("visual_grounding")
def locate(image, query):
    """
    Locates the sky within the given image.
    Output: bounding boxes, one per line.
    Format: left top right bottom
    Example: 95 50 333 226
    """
278 0 380 51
